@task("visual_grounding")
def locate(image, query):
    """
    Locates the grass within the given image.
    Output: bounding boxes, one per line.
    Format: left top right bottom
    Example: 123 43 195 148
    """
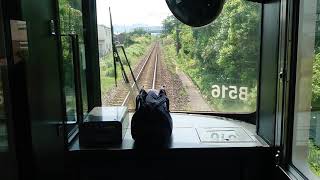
308 140 320 176
161 35 257 112
100 35 154 95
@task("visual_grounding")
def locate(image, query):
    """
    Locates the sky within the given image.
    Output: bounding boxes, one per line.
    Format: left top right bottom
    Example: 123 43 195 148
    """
96 0 172 27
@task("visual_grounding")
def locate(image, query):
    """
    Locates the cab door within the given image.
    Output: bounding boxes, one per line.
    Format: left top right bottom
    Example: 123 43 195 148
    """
0 0 95 179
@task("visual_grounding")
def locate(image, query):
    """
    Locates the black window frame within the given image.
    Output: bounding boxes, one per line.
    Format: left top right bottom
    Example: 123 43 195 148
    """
277 0 320 179
55 0 102 145
65 0 285 149
93 1 267 125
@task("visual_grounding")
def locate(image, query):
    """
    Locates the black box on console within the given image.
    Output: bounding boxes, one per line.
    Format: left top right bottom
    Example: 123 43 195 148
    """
79 106 129 146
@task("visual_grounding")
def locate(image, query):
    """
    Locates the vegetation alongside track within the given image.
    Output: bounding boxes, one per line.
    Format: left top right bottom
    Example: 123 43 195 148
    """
100 30 153 94
308 140 320 176
161 0 260 112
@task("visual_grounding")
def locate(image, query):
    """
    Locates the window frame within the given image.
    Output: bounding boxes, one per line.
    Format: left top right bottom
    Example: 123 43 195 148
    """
278 0 320 179
67 0 286 149
95 1 264 121
55 0 102 145
82 1 276 136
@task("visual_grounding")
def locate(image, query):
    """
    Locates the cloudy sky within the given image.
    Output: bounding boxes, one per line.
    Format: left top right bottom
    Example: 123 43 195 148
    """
96 0 172 27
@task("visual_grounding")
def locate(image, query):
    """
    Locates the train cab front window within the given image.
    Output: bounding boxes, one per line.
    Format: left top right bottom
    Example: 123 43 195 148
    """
97 0 261 114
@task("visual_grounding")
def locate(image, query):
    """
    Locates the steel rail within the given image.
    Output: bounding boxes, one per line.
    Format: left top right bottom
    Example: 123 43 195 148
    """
152 52 158 89
121 43 157 106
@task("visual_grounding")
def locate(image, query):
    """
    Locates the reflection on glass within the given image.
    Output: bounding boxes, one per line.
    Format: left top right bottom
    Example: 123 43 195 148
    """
292 0 320 178
97 0 261 113
0 10 8 151
0 74 7 152
60 36 77 122
59 0 88 122
79 44 88 115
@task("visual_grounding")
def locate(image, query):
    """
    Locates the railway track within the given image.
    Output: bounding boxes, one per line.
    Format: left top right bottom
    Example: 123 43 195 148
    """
106 42 161 107
103 41 210 111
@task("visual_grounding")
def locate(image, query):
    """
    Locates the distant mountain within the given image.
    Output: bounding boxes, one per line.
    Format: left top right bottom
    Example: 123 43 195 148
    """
113 24 163 34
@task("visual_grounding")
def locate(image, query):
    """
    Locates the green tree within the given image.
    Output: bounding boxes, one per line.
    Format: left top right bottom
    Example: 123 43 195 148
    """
312 53 320 106
124 28 151 46
59 0 84 88
162 16 181 35
162 0 261 112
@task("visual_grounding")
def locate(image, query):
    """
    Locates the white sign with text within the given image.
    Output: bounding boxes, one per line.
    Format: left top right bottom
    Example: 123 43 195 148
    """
211 85 248 101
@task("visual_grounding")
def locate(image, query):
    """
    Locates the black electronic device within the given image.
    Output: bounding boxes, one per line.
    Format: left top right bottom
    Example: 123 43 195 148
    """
79 107 129 146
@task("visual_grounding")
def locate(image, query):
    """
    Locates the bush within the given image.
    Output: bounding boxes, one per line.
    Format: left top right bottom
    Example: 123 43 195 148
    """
308 140 320 176
99 33 153 95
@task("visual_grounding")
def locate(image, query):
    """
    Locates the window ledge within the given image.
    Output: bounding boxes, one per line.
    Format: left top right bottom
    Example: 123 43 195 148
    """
69 113 269 151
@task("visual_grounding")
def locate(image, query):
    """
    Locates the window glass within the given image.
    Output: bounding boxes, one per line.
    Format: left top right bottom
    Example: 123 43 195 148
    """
0 71 7 152
0 9 8 152
292 0 320 178
97 0 261 113
59 0 89 122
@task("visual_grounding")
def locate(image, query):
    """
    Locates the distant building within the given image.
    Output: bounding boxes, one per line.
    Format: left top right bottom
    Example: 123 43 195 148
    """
97 25 112 58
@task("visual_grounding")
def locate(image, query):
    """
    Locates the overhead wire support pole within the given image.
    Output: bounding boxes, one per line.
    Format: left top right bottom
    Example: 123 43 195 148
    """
110 7 137 89
117 45 140 91
109 7 118 87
